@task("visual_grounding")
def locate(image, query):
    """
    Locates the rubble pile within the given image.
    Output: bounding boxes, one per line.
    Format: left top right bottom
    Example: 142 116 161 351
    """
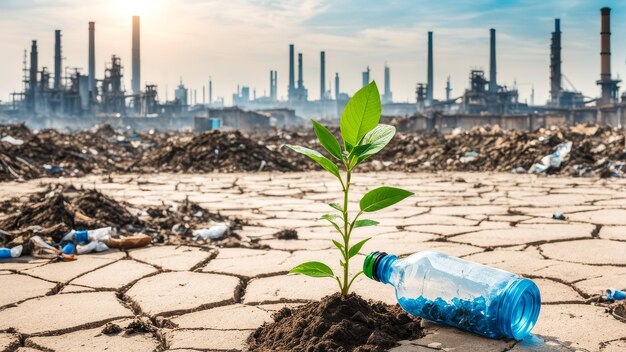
1 123 625 179
135 130 300 173
0 124 142 181
0 184 256 252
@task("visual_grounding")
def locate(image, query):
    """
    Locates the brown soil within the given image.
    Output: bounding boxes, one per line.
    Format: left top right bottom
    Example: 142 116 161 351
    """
273 229 298 240
247 293 422 352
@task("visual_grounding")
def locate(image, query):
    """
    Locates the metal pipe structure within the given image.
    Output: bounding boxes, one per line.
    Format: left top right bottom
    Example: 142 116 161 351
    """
288 44 295 101
132 16 141 95
550 19 562 106
54 30 61 90
320 51 325 100
28 40 38 112
489 28 497 94
88 22 96 97
427 31 433 103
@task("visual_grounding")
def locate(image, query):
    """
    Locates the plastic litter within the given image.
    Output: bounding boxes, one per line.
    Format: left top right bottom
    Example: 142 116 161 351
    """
62 243 76 255
31 236 75 261
605 288 626 301
552 213 566 220
105 234 152 249
193 222 228 240
62 227 118 244
460 151 478 164
512 166 526 174
0 245 23 259
1 135 24 145
529 141 572 173
364 250 541 340
43 164 64 174
77 241 109 254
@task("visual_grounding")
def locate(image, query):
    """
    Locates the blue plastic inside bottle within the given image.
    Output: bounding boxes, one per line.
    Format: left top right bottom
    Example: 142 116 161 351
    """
373 251 541 340
0 248 11 259
75 230 89 244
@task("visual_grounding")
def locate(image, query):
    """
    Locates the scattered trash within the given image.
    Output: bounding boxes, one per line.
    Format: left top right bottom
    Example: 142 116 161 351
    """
460 151 478 164
512 166 526 174
273 229 298 240
552 213 567 220
0 245 22 259
0 136 24 146
105 234 152 249
30 235 75 261
193 222 229 240
529 141 572 174
605 289 626 301
63 227 117 244
364 251 540 340
61 243 75 255
76 241 109 254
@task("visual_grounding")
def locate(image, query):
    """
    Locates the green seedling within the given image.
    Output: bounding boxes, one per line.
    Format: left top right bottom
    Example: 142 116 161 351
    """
285 81 413 296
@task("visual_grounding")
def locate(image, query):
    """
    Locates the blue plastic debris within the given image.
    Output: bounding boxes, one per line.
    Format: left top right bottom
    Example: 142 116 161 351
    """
552 213 566 220
606 289 626 301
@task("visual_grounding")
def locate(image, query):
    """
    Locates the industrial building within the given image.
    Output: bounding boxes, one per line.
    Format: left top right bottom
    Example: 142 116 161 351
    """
3 7 626 131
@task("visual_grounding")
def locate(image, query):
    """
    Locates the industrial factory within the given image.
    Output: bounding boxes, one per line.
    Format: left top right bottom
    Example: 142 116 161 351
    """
1 7 626 132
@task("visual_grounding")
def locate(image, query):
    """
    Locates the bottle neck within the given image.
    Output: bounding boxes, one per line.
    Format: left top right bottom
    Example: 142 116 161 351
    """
363 251 398 285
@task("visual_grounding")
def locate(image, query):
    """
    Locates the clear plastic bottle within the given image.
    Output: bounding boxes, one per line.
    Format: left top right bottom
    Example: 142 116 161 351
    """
62 227 118 244
363 251 541 340
0 245 23 259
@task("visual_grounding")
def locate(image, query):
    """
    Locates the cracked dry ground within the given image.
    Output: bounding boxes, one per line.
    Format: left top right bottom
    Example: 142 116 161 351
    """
1 172 626 352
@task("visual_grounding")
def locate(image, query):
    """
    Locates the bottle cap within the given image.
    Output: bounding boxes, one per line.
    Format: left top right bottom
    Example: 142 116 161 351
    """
364 251 387 281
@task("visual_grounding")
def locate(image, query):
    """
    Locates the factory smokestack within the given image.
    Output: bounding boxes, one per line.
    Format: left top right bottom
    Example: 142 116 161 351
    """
362 66 370 87
597 7 620 104
132 16 141 95
298 53 303 88
383 63 392 104
320 51 325 100
54 30 61 90
29 40 38 91
335 72 340 100
550 19 562 105
288 44 295 101
88 22 96 97
427 31 433 103
209 78 213 105
489 28 497 94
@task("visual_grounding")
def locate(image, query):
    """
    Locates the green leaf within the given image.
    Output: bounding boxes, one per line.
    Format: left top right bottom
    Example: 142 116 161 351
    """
321 214 343 233
354 219 379 228
329 203 343 212
311 119 342 160
284 145 340 178
349 143 373 158
356 125 396 163
332 239 344 251
360 186 414 212
289 261 334 278
348 238 371 258
340 81 382 148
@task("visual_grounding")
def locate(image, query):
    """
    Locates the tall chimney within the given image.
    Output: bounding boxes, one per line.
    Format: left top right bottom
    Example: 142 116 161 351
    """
335 72 340 100
489 28 497 93
320 51 326 100
54 30 61 90
29 40 38 92
550 19 562 105
209 77 213 105
132 16 141 95
596 7 620 104
288 44 295 100
88 22 96 96
427 31 433 103
445 76 451 101
298 53 303 89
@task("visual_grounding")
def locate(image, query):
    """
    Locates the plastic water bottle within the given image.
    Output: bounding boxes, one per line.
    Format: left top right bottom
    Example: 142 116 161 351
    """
62 227 118 244
0 245 23 259
363 251 541 340
193 223 228 240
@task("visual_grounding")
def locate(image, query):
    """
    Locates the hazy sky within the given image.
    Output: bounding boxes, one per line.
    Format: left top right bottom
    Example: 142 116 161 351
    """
1 0 626 106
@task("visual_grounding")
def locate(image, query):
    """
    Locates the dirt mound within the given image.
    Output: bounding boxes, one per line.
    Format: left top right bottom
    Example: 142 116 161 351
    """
135 130 299 173
247 293 422 352
0 184 142 248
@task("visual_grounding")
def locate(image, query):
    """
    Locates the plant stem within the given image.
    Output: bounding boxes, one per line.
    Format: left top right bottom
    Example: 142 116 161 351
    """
341 169 351 296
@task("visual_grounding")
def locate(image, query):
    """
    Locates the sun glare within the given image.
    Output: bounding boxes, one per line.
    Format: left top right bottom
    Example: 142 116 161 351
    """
114 0 157 17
